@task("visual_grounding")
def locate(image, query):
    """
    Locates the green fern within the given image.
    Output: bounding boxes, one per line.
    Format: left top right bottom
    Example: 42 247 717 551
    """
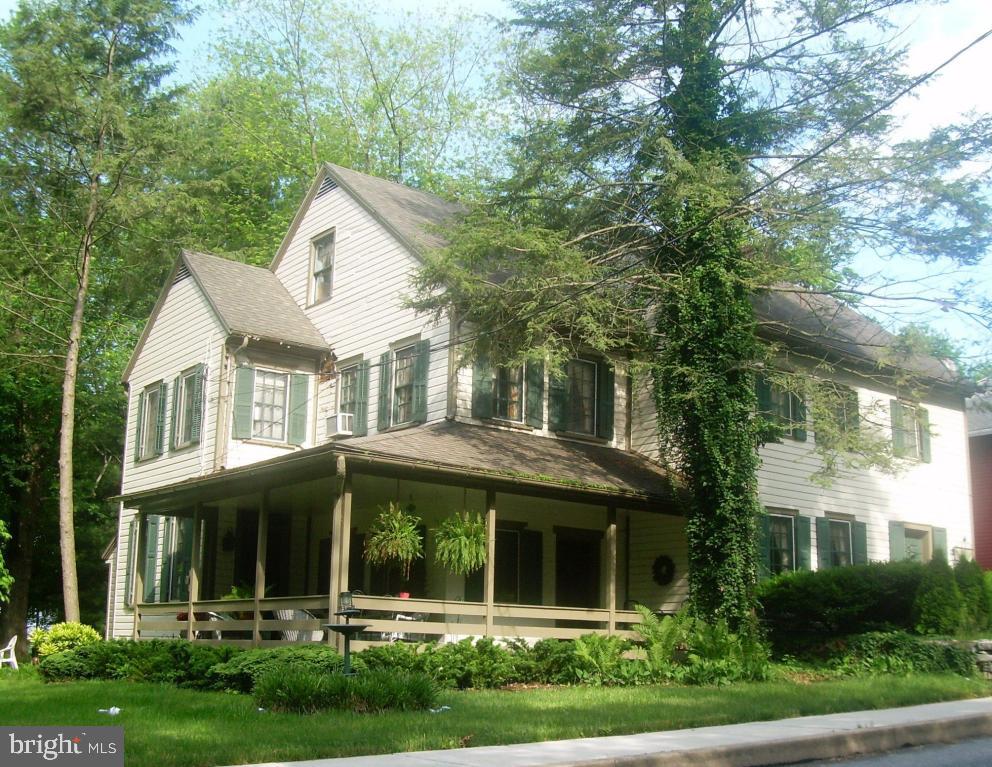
433 511 487 576
364 502 423 579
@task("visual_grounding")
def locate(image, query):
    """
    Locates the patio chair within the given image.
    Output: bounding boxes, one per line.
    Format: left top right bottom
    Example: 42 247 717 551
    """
275 609 323 642
0 635 18 671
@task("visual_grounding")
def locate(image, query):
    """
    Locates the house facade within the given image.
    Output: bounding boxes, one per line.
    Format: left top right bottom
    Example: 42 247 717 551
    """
106 163 975 647
968 394 992 569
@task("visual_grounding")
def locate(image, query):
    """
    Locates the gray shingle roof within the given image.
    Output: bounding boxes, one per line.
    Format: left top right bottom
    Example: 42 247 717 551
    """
968 394 992 436
753 289 961 386
325 164 463 255
183 250 326 351
340 420 676 501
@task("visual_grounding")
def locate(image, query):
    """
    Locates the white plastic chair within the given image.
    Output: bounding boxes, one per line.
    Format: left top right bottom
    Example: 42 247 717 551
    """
0 635 18 671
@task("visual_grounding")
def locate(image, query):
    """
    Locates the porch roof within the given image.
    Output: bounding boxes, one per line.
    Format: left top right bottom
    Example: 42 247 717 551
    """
118 421 680 512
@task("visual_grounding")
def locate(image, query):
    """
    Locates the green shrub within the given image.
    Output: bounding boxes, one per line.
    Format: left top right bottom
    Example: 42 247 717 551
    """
834 631 975 676
572 634 643 685
522 638 581 685
252 667 438 714
208 645 343 693
758 561 928 650
356 641 424 674
954 557 991 632
420 637 518 689
914 555 966 635
31 622 101 659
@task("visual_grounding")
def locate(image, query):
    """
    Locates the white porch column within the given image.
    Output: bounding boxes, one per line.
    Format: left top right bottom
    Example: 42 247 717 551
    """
253 493 269 646
484 489 496 637
187 503 202 640
131 512 147 641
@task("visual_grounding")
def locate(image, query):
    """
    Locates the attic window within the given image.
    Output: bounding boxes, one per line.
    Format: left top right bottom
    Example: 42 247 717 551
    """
315 176 338 199
173 264 190 285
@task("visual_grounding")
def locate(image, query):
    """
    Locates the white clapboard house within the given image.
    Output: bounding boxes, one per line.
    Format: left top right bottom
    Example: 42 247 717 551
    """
104 164 974 646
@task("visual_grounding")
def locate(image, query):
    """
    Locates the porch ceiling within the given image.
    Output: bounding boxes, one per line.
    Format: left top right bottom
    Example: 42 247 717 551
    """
117 421 681 513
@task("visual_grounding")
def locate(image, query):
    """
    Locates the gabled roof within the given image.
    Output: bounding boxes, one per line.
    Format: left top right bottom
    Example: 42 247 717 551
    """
270 163 463 271
122 250 327 382
754 289 963 388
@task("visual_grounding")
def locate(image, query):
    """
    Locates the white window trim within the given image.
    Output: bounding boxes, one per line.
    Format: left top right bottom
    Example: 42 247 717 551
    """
903 523 934 563
567 358 598 436
252 368 290 443
173 367 200 450
494 365 526 423
309 229 335 306
137 381 163 462
827 518 853 568
768 512 797 575
337 363 360 416
391 343 418 427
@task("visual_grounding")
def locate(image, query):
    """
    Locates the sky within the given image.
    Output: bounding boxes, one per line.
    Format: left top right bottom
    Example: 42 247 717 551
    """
1 0 990 361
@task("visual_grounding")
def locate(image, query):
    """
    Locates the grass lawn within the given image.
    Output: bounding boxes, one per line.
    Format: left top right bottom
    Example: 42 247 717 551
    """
0 669 988 767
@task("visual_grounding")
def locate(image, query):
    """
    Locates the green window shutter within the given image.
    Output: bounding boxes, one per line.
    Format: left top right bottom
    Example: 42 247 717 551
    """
142 516 160 603
159 519 174 601
852 521 868 565
757 514 771 581
932 527 948 562
889 521 906 561
596 362 615 440
353 360 369 437
232 367 255 439
155 381 168 456
890 400 906 456
525 360 545 428
133 390 145 463
377 352 392 432
816 516 832 570
190 364 205 445
918 407 931 463
472 355 493 420
796 516 812 571
412 339 430 424
124 518 137 606
287 373 309 445
548 364 568 431
756 375 773 415
791 392 807 442
169 375 180 451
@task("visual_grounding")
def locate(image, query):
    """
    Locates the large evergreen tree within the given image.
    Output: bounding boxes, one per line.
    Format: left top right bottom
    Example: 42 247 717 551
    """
413 0 992 627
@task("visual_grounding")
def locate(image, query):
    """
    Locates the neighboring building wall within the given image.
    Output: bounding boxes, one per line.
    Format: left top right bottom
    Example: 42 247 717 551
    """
972 434 992 568
271 184 449 442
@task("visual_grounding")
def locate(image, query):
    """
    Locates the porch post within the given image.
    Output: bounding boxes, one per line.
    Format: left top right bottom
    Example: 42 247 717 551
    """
327 456 347 651
606 505 617 636
187 503 202 640
253 493 269 646
484 489 496 637
131 512 147 641
337 470 353 596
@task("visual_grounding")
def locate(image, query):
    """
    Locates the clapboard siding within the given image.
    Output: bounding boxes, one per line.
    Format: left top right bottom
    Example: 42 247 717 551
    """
274 186 447 442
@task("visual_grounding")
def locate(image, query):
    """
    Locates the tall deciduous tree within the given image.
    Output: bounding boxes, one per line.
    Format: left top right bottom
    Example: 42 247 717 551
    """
413 0 992 627
0 0 193 622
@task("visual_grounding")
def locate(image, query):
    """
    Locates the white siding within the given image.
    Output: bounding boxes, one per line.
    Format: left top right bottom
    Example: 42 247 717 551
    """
273 186 449 440
121 276 225 494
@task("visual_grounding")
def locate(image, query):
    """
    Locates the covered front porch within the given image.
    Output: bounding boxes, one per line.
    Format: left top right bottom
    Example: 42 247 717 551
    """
123 422 686 649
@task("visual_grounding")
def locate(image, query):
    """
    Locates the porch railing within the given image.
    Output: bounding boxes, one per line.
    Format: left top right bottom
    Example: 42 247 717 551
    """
134 595 643 647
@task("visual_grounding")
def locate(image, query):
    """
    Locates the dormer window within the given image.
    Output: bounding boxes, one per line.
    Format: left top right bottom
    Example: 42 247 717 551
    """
311 230 335 304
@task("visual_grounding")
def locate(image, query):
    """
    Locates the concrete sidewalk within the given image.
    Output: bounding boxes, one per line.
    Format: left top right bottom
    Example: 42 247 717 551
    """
228 697 992 767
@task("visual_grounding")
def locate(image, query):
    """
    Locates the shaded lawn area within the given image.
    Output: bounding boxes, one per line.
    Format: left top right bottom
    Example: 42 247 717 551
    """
0 669 988 767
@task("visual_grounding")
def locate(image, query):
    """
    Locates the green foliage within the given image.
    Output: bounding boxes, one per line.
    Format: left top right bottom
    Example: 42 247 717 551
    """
354 641 424 674
520 638 582 685
31 623 101 659
208 645 344 693
571 634 644 686
953 556 991 632
834 632 975 677
433 512 487 576
364 502 424 580
420 637 518 689
913 555 967 636
758 561 928 650
0 518 10 602
252 667 438 714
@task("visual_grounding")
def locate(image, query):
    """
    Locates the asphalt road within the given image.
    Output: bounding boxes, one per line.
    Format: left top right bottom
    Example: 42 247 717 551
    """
779 735 992 766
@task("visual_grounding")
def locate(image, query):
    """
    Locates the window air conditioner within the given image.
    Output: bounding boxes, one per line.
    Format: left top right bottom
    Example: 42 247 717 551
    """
327 412 354 437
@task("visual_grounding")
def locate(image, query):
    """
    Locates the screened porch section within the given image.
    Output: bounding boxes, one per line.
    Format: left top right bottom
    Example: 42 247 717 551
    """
131 472 688 648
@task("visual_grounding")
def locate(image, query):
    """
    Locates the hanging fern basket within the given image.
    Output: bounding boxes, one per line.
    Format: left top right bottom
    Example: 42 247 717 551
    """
364 502 424 580
434 511 487 576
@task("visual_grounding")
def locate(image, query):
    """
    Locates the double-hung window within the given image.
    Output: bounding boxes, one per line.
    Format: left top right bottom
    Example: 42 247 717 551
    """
815 516 867 569
889 521 946 563
768 515 796 575
548 357 615 439
232 367 309 445
495 366 524 422
134 381 167 462
171 365 205 450
311 231 335 304
759 510 812 578
339 366 358 418
377 339 431 431
890 400 931 462
756 375 806 441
